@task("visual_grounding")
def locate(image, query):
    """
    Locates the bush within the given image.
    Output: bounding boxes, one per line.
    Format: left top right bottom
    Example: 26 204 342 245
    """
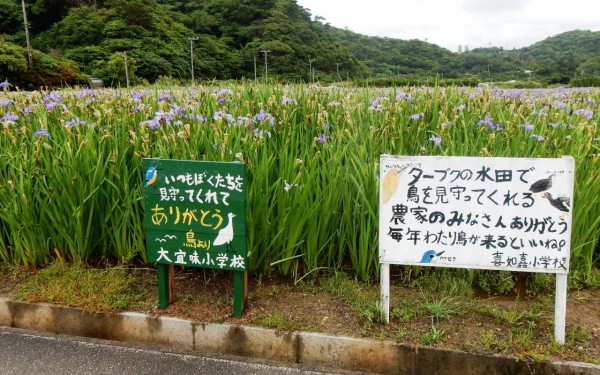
570 76 600 87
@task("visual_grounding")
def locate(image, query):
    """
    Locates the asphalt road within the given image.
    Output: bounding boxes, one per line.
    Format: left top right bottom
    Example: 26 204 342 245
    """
0 327 369 375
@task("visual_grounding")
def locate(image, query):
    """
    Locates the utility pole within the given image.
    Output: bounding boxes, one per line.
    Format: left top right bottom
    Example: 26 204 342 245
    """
21 0 33 67
253 55 257 83
261 50 270 83
189 37 199 85
308 58 314 84
336 62 341 82
124 51 130 88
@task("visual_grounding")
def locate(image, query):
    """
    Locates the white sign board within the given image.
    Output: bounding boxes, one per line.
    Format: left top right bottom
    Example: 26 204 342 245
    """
378 155 575 344
379 155 575 273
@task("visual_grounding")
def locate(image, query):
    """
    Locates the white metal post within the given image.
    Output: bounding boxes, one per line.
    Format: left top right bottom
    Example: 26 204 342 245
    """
554 273 568 344
380 263 390 323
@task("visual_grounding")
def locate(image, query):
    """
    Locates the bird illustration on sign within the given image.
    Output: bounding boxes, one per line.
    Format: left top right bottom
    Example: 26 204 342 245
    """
155 234 177 243
528 173 571 220
542 192 570 212
542 192 571 220
145 166 160 188
213 212 236 251
529 174 554 193
381 167 407 204
420 250 445 263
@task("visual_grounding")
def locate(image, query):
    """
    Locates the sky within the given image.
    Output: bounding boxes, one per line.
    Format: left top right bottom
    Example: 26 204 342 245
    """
295 0 600 52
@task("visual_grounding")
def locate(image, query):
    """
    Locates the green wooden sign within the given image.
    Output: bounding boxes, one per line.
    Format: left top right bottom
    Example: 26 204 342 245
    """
143 158 247 271
143 158 247 314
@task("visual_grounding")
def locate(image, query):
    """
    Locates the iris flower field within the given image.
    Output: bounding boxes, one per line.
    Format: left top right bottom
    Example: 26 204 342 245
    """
0 81 598 282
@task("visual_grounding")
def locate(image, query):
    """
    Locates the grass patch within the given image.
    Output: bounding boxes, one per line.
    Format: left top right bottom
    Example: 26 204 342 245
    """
419 325 446 345
421 295 460 322
411 271 474 298
254 310 300 332
14 261 150 314
321 272 382 327
390 301 422 323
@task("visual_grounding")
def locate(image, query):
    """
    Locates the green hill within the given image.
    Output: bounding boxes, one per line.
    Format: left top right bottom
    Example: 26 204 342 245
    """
0 0 598 86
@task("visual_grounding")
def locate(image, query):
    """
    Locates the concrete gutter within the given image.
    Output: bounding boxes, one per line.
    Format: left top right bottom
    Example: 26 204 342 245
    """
0 297 597 375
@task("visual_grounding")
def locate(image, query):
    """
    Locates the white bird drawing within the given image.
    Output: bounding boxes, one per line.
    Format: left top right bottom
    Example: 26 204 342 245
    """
381 167 407 204
213 213 236 251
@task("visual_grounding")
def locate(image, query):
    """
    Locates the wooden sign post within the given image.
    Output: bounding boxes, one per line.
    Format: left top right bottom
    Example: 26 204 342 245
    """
143 158 247 317
379 155 575 344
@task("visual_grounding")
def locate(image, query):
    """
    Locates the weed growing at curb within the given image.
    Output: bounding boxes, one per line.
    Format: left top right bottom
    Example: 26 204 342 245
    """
14 262 153 314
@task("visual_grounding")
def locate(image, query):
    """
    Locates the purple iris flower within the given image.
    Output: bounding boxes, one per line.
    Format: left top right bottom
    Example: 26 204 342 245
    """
34 127 51 138
429 135 442 147
573 109 593 120
253 128 271 138
521 122 534 132
4 111 18 121
316 133 329 144
132 92 144 103
252 110 275 126
236 116 251 125
281 97 297 105
65 117 87 128
529 134 544 141
477 117 494 127
158 93 173 102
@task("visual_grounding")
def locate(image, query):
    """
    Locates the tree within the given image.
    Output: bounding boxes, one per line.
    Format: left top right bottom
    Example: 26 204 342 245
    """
0 38 28 77
0 0 23 35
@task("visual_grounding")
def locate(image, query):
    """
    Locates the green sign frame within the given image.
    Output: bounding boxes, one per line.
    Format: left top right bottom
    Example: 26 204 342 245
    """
143 158 247 315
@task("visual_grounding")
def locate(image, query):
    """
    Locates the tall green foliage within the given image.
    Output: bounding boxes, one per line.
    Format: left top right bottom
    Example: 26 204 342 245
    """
0 84 598 281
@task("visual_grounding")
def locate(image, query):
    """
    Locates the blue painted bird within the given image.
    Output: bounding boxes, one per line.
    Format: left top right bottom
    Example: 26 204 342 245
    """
420 250 445 263
145 166 160 188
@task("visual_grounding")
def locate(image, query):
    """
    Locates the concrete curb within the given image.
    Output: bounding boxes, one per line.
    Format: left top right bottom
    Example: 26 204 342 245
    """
0 298 597 375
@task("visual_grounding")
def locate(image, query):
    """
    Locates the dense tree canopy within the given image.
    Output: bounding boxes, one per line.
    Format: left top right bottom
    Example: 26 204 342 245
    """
0 0 598 86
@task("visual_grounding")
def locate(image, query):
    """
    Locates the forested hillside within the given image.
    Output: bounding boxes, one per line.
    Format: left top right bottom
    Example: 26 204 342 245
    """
0 0 598 87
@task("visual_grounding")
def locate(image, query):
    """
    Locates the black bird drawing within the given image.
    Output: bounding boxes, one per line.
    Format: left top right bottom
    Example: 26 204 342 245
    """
529 174 554 193
542 192 570 213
